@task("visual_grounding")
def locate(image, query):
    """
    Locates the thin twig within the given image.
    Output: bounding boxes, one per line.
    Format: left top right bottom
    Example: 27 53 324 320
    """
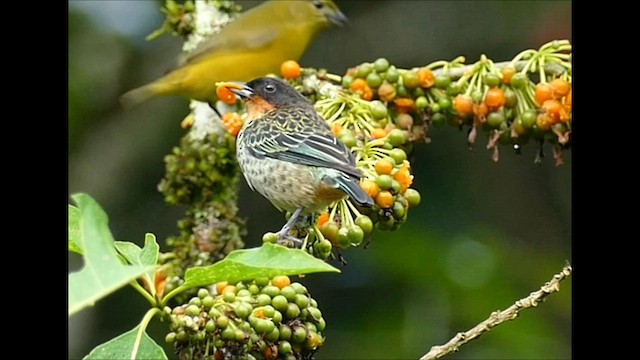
432 60 567 78
420 263 572 360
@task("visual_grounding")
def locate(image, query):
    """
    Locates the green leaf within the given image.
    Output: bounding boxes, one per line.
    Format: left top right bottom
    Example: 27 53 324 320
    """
115 234 161 297
115 234 160 267
184 243 340 288
84 324 167 360
68 193 156 316
69 205 83 255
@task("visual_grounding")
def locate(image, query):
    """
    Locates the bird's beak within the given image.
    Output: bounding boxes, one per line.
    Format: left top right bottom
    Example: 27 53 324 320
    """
329 10 348 26
217 81 254 99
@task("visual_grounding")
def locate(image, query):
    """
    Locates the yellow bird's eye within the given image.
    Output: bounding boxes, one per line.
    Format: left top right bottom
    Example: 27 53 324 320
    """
312 0 324 9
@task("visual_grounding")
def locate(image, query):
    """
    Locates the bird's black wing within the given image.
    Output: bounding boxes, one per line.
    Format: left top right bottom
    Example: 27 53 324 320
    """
244 107 362 179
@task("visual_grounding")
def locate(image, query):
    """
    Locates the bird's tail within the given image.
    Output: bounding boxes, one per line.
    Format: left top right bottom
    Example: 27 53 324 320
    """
338 177 374 207
119 83 158 109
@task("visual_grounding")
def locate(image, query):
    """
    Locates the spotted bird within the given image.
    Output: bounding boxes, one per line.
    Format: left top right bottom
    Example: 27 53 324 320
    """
221 77 374 244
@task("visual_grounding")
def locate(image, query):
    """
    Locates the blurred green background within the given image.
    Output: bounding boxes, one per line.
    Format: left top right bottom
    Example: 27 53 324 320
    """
68 1 571 359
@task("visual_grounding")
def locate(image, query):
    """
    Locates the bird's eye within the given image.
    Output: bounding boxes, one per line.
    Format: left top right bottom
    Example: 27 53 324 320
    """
312 0 324 9
264 84 276 93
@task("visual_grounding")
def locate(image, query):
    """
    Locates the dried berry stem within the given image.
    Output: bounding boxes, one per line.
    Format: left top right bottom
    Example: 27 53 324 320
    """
420 263 572 360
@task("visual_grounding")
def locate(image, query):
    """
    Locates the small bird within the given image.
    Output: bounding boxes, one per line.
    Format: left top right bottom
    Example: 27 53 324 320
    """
121 0 347 107
220 77 374 244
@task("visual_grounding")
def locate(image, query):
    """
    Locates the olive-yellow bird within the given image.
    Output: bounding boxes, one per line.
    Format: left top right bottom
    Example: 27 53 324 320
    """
120 0 347 107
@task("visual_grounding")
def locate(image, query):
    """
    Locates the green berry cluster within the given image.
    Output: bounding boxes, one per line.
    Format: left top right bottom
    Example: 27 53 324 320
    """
165 276 326 360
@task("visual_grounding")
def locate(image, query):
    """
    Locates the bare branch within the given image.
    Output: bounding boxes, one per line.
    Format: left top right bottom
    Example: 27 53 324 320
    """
420 263 572 360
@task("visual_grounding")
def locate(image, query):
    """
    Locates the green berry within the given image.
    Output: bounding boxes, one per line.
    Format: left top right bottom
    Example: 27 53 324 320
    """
339 131 357 148
279 340 293 355
235 302 252 318
265 326 280 341
385 66 400 83
262 285 280 297
257 293 272 306
405 188 421 207
290 282 307 294
272 295 289 311
438 97 452 110
435 74 451 89
202 295 215 309
356 63 373 78
165 332 176 344
262 232 278 243
263 305 276 318
487 111 506 128
393 201 406 218
272 310 283 324
504 88 518 108
389 148 407 164
370 100 388 120
223 291 235 303
521 109 537 128
347 225 365 246
337 226 350 248
366 72 383 88
217 315 230 328
292 326 308 343
295 294 310 309
510 73 528 89
307 307 322 320
286 303 301 319
402 70 420 89
197 288 209 299
415 96 429 110
221 326 235 340
185 304 200 316
341 75 354 88
376 174 393 190
484 73 501 87
355 215 373 234
431 112 446 128
320 221 339 243
279 324 293 340
446 82 462 96
248 284 260 295
317 317 326 332
236 289 251 298
205 320 216 333
188 297 201 307
209 307 221 318
374 58 390 72
387 129 407 146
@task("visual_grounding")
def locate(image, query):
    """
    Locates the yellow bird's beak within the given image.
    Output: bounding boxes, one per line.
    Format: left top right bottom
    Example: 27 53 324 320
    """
217 81 254 99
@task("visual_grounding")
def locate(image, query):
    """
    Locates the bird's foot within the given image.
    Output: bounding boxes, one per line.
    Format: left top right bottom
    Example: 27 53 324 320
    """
276 231 303 248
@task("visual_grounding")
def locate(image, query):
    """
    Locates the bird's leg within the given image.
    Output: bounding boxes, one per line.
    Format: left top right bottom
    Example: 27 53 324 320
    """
276 208 304 247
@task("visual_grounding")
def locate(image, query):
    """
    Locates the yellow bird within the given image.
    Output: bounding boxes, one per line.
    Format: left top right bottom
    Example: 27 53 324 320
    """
121 0 347 107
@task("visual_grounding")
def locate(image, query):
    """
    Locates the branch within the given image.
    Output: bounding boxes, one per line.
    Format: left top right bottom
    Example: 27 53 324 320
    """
420 263 572 360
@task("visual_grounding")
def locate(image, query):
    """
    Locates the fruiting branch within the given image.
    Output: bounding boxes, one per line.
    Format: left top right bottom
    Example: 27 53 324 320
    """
419 263 572 360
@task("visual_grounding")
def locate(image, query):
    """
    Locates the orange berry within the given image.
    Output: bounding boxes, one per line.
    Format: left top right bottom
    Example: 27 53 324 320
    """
350 78 373 101
221 285 236 295
331 123 343 137
541 99 566 124
271 275 291 289
549 78 570 98
418 67 435 88
370 128 387 139
374 159 394 175
535 82 553 105
453 94 474 116
473 102 489 118
484 87 506 109
377 82 397 101
317 212 330 228
222 112 243 137
394 97 415 113
360 179 380 198
216 85 238 105
536 113 552 131
375 190 394 208
216 281 228 295
281 60 301 79
501 66 516 85
394 165 413 192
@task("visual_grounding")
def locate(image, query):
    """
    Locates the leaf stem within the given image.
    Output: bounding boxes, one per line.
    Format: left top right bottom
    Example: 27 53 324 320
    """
130 280 157 307
131 307 162 359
